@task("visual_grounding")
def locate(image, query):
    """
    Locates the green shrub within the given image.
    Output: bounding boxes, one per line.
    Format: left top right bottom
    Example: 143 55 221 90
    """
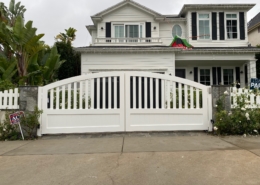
214 89 260 135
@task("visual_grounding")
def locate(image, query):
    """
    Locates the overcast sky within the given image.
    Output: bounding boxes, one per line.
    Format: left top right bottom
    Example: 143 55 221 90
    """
2 0 260 47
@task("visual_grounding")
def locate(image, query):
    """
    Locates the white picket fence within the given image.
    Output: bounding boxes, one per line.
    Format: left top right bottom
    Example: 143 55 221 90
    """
230 87 260 109
0 88 19 109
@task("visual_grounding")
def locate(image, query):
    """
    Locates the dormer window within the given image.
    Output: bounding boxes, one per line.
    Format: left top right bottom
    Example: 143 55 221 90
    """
113 23 144 39
198 13 210 39
226 14 238 39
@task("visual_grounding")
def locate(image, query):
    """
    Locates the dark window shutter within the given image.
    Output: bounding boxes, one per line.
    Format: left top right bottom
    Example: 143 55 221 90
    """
245 65 248 83
191 12 197 40
212 12 217 40
105 22 111 38
212 67 217 85
194 67 198 82
219 12 225 40
235 67 240 83
146 22 151 38
239 12 245 40
217 67 222 85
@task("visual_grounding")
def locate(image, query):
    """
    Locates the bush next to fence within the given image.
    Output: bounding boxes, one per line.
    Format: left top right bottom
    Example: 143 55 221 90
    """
0 107 43 140
214 88 260 135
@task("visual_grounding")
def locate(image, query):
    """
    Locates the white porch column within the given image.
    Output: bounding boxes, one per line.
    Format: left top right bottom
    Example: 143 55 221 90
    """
247 60 257 84
168 53 175 76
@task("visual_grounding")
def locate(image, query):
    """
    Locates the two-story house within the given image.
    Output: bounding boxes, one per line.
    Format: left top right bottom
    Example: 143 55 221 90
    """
77 0 260 87
248 12 260 46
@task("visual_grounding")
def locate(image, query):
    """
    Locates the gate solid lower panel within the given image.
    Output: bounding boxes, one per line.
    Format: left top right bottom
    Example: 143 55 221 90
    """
42 109 124 134
126 109 208 131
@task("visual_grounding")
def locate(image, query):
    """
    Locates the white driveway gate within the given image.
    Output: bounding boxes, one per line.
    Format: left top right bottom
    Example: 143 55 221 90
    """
38 72 212 135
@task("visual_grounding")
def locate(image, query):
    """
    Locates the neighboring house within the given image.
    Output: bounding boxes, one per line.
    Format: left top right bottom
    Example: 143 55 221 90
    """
248 12 260 46
77 0 260 87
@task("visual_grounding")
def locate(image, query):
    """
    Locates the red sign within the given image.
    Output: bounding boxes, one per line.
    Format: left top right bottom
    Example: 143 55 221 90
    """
9 111 25 125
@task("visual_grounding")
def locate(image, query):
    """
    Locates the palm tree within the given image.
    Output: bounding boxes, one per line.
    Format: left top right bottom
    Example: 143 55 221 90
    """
55 27 77 45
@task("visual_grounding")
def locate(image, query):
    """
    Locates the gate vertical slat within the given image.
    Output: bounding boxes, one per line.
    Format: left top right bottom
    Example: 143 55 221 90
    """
114 76 117 109
62 85 65 109
161 80 165 109
133 76 136 109
196 88 199 109
97 78 100 109
74 82 77 109
108 77 111 109
144 77 147 109
103 77 106 109
150 77 153 109
190 86 194 109
167 81 170 109
85 80 88 109
56 87 60 109
3 90 7 108
184 85 188 109
50 89 54 109
173 82 176 109
91 79 94 109
178 84 182 109
156 78 159 109
14 88 19 109
68 84 71 109
139 77 142 109
80 81 83 109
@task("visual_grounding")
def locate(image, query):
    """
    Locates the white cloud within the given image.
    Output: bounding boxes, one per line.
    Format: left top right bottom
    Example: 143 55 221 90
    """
1 0 260 47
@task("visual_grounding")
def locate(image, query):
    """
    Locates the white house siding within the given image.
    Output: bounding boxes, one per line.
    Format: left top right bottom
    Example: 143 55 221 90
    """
248 28 260 46
97 4 159 39
159 22 187 46
186 10 249 47
81 53 175 74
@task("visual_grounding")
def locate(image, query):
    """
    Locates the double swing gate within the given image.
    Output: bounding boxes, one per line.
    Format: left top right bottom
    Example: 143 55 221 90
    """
38 72 212 135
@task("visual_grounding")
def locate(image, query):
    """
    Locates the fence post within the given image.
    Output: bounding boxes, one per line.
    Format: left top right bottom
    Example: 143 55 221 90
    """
19 86 39 112
211 85 231 123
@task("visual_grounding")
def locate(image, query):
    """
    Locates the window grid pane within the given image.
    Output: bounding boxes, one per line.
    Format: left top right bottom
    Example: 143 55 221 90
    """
226 14 238 39
200 69 211 86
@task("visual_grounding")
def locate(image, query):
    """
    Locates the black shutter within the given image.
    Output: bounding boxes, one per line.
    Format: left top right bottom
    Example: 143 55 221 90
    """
239 12 245 40
235 67 240 83
212 12 217 40
212 67 217 85
105 22 111 38
146 22 151 37
194 67 198 82
217 67 222 85
219 12 225 40
245 65 248 84
191 12 197 40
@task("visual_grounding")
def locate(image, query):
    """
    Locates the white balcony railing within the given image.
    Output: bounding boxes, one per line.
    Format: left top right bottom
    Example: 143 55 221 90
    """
95 37 162 44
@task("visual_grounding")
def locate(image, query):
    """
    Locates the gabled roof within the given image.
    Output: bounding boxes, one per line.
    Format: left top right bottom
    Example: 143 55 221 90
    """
248 12 260 32
93 0 162 17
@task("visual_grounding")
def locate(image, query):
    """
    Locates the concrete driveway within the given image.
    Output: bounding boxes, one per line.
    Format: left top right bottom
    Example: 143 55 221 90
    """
0 132 260 185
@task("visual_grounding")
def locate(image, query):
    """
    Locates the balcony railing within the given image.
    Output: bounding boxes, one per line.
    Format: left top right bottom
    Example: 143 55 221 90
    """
94 37 162 45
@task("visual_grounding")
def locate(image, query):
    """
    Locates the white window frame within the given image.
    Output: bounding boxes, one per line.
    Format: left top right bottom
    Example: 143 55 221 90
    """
172 24 183 38
111 22 145 38
222 67 235 85
197 12 211 40
225 12 239 40
198 67 212 86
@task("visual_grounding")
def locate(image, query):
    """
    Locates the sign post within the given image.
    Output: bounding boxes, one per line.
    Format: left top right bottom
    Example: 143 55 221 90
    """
9 111 25 140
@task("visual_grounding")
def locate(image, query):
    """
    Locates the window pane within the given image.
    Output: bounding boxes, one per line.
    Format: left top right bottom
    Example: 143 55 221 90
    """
199 20 210 39
223 69 233 85
172 25 182 37
226 14 232 18
232 14 237 18
125 25 139 38
199 14 209 18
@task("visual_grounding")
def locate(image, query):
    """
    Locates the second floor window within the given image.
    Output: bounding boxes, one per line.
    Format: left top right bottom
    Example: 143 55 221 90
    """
226 14 238 39
198 14 210 39
115 25 124 38
125 25 139 38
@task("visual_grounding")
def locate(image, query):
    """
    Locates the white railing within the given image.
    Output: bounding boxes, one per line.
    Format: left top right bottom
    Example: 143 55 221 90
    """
0 88 19 109
231 87 260 109
95 37 162 44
